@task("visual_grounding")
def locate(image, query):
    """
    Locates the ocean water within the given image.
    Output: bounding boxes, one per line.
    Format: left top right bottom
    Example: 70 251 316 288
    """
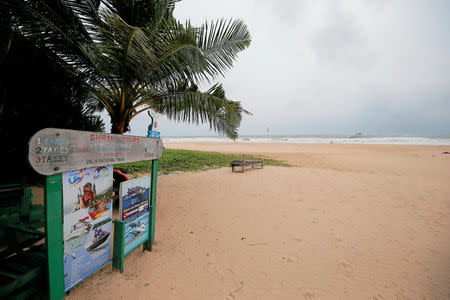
162 135 450 145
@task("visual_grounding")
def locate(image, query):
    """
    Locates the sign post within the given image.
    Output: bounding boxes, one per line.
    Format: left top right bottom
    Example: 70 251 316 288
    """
112 220 125 272
144 159 158 251
28 128 163 300
45 174 65 300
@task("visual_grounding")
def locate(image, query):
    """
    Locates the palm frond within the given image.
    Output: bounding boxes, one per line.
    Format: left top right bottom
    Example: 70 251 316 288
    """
132 83 251 139
196 18 251 78
2 0 105 85
129 19 204 92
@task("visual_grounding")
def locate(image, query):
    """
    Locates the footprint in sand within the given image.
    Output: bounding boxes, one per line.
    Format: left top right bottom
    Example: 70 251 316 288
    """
328 232 344 248
337 259 353 278
299 287 316 299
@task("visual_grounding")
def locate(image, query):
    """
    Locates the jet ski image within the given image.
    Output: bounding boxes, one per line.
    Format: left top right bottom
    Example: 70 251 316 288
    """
129 222 146 237
86 228 110 252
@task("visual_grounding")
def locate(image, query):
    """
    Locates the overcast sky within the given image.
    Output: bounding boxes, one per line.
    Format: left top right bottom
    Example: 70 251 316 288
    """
119 0 450 137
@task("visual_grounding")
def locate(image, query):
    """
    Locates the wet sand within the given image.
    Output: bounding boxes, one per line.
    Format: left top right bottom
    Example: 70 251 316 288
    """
67 143 450 299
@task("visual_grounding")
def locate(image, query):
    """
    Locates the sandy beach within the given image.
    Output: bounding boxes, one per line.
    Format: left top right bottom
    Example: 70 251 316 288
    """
67 143 450 300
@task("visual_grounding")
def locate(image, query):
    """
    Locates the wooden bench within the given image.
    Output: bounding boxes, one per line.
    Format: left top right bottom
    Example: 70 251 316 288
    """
230 155 264 173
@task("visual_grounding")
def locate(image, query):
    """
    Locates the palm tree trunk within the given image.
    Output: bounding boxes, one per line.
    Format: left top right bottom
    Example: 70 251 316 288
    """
110 119 127 134
111 125 124 134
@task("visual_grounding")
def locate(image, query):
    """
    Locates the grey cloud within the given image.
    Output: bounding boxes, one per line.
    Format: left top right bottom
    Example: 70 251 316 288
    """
310 4 375 70
124 0 450 137
258 0 305 25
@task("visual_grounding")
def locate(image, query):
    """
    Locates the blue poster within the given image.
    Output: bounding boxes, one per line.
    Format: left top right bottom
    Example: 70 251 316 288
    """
62 166 113 292
119 176 150 255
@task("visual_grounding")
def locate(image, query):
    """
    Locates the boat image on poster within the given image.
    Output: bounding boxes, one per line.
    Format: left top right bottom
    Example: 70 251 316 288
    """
86 228 110 252
65 217 91 240
125 186 146 201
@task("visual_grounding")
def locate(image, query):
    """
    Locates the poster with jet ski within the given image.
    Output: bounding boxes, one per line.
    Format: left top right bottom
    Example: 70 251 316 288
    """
62 165 113 292
119 176 150 255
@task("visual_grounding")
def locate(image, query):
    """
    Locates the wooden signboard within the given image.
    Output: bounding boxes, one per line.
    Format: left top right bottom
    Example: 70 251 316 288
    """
28 128 163 175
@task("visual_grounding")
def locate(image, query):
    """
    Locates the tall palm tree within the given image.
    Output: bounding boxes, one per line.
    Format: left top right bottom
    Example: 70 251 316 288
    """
3 0 251 138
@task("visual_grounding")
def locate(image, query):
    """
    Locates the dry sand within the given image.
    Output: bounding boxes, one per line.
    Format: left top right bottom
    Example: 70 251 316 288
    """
67 143 450 300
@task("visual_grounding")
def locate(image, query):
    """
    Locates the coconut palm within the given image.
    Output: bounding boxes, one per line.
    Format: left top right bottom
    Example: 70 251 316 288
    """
3 0 251 138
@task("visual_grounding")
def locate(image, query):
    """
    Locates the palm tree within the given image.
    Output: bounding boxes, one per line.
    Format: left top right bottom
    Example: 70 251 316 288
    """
4 0 251 138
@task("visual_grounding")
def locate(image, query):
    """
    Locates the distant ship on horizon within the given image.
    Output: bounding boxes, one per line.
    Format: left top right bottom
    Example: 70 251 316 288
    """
348 132 363 138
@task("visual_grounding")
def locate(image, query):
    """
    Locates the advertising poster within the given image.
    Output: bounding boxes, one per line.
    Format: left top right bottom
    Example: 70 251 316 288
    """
119 176 150 255
62 165 113 291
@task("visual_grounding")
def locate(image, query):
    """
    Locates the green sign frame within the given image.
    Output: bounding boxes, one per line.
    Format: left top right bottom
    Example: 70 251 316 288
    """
32 129 162 300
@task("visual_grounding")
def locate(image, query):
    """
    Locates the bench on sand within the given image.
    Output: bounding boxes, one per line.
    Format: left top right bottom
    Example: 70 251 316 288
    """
230 155 264 173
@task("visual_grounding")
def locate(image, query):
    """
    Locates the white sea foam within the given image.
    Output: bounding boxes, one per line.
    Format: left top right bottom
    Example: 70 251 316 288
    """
162 135 450 145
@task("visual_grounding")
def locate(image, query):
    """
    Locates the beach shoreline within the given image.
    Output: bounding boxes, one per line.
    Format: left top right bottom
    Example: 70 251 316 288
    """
165 142 449 177
66 142 450 299
161 135 450 146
